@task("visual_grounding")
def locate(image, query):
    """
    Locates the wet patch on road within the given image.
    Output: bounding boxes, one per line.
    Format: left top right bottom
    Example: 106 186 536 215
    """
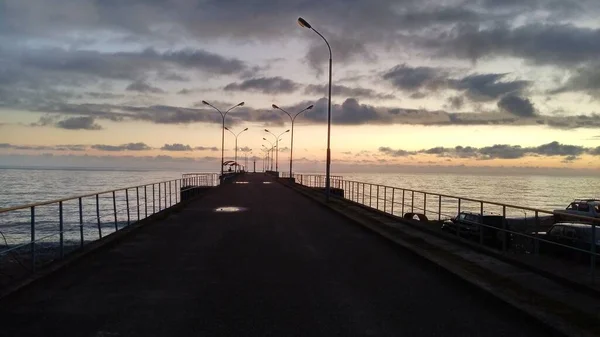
214 206 248 213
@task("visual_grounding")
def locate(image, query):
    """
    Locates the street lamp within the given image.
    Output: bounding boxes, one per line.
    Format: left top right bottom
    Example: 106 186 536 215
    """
262 139 276 171
264 129 290 173
272 104 313 178
224 127 248 172
298 17 332 201
202 100 244 179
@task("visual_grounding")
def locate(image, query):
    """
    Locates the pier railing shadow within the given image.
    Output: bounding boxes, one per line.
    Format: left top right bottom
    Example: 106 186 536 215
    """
0 172 219 289
290 173 599 286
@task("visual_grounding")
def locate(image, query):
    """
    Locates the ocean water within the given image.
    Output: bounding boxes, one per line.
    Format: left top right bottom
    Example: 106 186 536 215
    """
1 167 599 248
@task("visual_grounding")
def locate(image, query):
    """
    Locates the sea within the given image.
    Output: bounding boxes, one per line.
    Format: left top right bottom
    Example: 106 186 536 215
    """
0 167 599 248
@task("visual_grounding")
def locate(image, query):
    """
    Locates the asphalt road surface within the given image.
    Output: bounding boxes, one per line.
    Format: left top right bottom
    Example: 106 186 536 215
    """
0 173 561 337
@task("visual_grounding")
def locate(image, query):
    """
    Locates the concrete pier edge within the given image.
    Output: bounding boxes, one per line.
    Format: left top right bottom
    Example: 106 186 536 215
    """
279 178 598 337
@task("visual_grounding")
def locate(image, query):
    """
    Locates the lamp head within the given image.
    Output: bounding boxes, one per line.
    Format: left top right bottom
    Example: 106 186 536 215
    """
272 104 279 109
307 104 314 110
202 100 209 105
285 129 290 133
225 127 230 130
237 102 245 107
243 127 248 131
298 17 311 29
263 137 267 141
264 129 269 132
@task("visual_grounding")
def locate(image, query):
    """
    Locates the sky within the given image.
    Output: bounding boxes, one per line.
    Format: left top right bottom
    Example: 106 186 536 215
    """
1 0 600 174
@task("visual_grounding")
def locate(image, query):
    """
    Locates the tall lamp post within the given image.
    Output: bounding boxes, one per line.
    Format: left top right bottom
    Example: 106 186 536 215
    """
224 127 248 172
264 129 290 173
202 100 245 179
262 140 275 171
272 104 313 178
298 17 332 201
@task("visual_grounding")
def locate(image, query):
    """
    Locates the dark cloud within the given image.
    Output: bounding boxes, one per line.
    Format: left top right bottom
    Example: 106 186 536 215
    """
194 146 219 151
161 143 192 151
380 141 594 160
56 116 102 130
550 64 600 98
0 143 87 151
304 84 394 99
126 80 165 94
224 77 299 94
378 147 415 157
427 23 600 67
562 155 579 163
306 36 374 75
383 64 446 91
447 96 465 110
497 95 536 117
91 143 151 152
447 73 531 102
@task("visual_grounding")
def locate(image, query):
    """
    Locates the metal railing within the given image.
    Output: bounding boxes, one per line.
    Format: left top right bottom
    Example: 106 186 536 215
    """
293 174 599 284
0 173 219 287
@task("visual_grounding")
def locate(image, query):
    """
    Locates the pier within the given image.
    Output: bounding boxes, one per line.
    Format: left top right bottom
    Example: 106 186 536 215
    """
0 173 598 336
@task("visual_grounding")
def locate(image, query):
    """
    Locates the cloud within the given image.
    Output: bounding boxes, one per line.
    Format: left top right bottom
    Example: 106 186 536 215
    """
306 36 374 75
379 141 594 160
304 84 394 99
562 155 579 163
550 64 600 98
0 143 87 151
497 95 536 117
426 23 600 67
239 146 252 152
91 143 151 152
161 143 192 151
224 77 299 94
378 147 415 157
447 73 531 102
126 80 165 94
195 146 219 151
56 116 102 130
447 96 465 110
383 64 447 91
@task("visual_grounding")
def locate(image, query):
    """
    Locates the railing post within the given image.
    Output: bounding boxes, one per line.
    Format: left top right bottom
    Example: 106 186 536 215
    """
369 184 373 207
383 186 387 212
457 198 461 238
79 197 84 248
144 185 148 218
153 184 156 214
591 221 596 284
438 195 442 221
30 206 35 272
59 201 64 259
391 188 395 215
96 194 102 238
479 201 484 245
169 181 172 207
362 183 365 204
534 211 540 256
376 185 379 210
502 205 507 252
158 183 162 211
402 190 405 216
424 192 427 217
411 191 414 213
126 189 130 226
113 191 118 231
175 180 178 204
136 187 140 221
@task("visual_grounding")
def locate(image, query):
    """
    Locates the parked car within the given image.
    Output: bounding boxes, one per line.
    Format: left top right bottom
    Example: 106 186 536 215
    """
553 199 600 222
538 222 600 262
441 211 509 249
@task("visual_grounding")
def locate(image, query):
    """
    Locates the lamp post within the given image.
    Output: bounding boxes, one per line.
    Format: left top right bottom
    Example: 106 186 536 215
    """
298 17 332 201
224 127 248 172
272 104 313 178
264 129 290 173
202 100 245 179
262 140 275 171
